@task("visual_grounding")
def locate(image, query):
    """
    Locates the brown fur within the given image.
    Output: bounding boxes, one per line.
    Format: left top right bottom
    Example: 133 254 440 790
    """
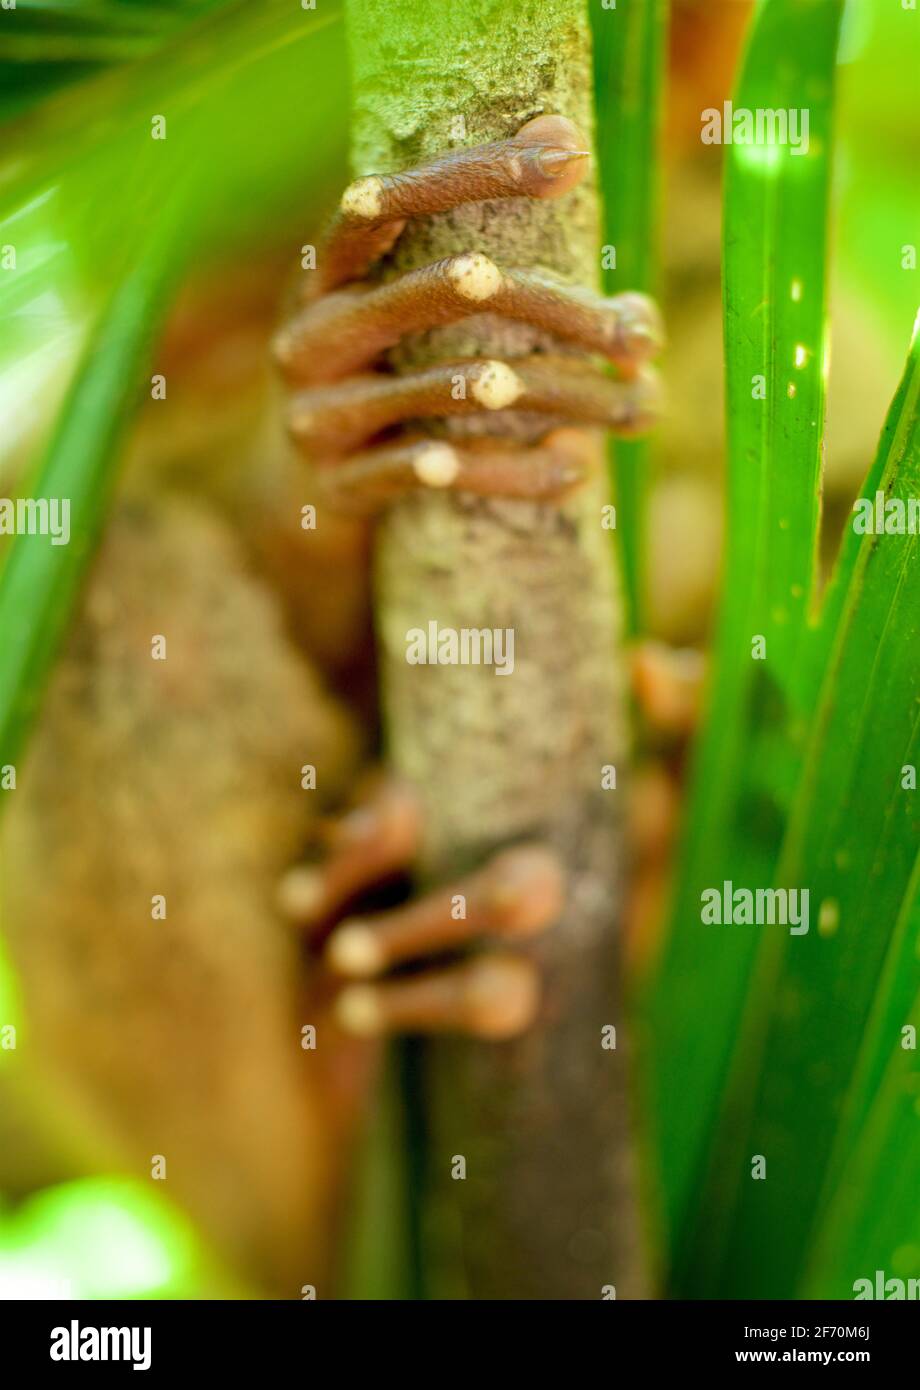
1 492 360 1292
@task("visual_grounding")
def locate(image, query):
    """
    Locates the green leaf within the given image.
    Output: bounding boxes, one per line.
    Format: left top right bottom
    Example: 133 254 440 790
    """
591 0 666 632
0 1174 246 1297
802 888 920 1298
641 0 845 1266
1 0 346 467
685 317 920 1297
0 0 238 118
0 0 348 778
0 171 189 776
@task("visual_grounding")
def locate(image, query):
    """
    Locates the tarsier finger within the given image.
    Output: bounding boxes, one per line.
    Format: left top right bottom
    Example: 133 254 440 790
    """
325 842 566 978
312 114 591 298
287 357 662 456
630 641 705 741
335 954 542 1040
275 255 661 385
312 429 595 513
276 777 421 928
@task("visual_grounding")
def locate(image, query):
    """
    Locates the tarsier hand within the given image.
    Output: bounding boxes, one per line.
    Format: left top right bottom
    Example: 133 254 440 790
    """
273 776 567 1157
270 117 672 1104
278 636 702 1072
272 114 663 511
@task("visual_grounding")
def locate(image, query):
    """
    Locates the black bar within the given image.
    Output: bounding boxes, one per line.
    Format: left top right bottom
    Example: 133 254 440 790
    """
1 1298 914 1376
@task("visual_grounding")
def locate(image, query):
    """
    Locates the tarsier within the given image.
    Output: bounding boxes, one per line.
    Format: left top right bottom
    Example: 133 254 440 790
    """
1 115 686 1296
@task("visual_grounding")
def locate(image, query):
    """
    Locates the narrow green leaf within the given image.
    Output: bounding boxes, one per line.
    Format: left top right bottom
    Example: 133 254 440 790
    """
0 174 189 777
802 885 920 1297
0 0 347 776
591 0 666 632
686 318 920 1296
1 0 346 473
641 0 844 1263
0 0 237 117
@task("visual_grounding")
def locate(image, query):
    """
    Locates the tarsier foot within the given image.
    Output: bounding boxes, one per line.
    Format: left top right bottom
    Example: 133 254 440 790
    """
278 777 566 1041
273 115 663 512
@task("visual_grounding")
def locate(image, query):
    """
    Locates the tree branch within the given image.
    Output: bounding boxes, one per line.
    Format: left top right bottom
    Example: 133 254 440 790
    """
345 0 646 1299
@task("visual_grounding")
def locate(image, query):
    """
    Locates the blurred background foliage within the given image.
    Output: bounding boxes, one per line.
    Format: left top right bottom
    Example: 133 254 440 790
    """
0 0 917 1298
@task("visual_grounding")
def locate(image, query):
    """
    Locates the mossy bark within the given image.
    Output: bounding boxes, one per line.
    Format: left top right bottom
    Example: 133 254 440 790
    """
346 0 645 1298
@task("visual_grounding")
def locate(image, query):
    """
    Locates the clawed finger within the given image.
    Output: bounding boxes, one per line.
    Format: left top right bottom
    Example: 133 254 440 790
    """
309 115 592 299
275 256 661 385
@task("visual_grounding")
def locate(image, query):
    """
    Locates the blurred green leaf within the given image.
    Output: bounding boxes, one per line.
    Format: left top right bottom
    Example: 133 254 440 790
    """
0 175 188 775
0 0 239 118
0 0 347 778
0 1175 241 1297
591 0 666 632
832 1 920 365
